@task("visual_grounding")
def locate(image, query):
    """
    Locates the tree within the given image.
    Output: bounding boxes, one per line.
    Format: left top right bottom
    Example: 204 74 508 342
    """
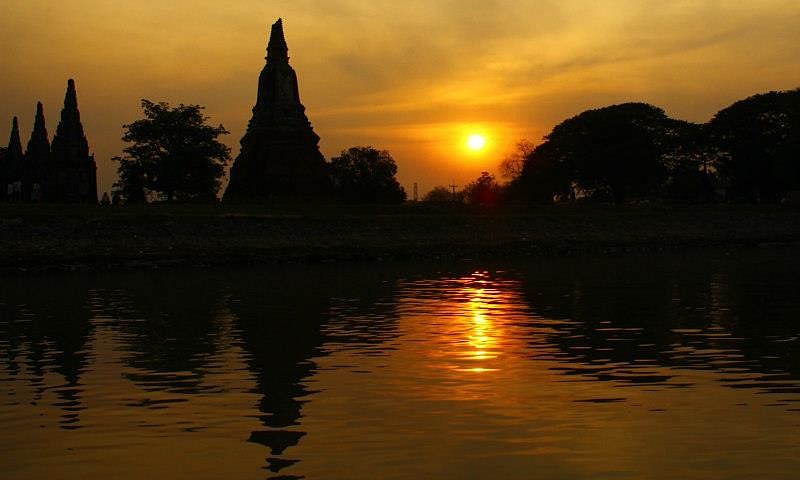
329 146 406 203
113 100 231 203
506 140 572 204
423 185 458 203
464 171 502 205
534 103 681 203
660 121 717 202
709 89 800 202
499 139 535 180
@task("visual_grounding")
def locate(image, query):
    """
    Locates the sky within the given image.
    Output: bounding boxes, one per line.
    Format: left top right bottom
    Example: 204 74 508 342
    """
1 0 799 196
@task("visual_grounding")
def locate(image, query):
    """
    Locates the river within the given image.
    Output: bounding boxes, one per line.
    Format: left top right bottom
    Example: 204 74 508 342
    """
2 250 799 479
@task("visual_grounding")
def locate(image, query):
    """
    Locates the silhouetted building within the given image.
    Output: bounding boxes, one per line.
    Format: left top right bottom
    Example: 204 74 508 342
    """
24 102 49 201
48 79 97 203
0 147 6 196
224 19 330 202
4 117 24 200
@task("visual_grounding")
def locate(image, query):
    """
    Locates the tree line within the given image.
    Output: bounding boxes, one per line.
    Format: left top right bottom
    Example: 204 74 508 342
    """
498 89 797 205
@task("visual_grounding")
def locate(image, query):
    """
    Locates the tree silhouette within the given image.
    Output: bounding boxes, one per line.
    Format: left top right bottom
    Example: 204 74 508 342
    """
499 139 535 180
506 140 572 204
329 146 406 203
423 185 459 203
530 103 682 204
463 171 502 206
113 100 230 203
710 89 800 202
660 121 717 202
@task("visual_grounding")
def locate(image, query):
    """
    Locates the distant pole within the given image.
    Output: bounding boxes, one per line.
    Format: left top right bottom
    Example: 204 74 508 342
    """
449 182 458 202
413 182 418 202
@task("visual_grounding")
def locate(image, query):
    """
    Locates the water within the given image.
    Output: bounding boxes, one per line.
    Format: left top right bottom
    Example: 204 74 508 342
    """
1 250 799 479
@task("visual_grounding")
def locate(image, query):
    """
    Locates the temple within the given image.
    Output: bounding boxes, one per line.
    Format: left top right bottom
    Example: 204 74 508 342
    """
224 19 330 202
48 79 97 203
1 80 97 203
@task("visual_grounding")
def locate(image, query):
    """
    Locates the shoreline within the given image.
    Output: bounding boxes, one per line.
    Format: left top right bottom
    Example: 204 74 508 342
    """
2 203 799 273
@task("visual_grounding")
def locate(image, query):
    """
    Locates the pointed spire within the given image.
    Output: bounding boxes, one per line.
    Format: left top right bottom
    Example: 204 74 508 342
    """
60 79 83 133
24 102 50 198
5 117 24 185
49 78 97 203
27 102 49 150
7 117 23 158
267 18 289 63
51 78 88 163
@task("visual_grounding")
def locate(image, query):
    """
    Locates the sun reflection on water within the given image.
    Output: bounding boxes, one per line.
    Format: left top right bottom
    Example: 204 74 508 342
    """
438 272 525 376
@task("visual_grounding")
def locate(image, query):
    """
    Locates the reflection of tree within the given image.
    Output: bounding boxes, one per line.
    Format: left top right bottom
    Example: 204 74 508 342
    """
0 274 94 428
226 265 402 478
713 255 800 386
517 253 800 390
96 272 225 393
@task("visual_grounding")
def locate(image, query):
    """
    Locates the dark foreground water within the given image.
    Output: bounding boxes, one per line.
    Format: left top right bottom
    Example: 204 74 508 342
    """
2 250 800 479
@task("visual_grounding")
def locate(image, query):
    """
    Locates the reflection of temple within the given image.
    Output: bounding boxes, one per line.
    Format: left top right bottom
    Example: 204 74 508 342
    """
224 19 330 202
0 275 95 428
1 79 97 203
227 266 401 478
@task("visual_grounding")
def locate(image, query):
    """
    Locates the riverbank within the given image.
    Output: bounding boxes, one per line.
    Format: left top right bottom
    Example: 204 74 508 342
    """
1 203 799 272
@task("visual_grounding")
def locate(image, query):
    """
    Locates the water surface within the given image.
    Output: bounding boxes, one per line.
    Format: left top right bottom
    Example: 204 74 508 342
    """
2 250 799 479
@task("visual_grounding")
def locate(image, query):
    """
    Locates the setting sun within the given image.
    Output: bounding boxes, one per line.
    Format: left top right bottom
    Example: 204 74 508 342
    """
466 134 487 151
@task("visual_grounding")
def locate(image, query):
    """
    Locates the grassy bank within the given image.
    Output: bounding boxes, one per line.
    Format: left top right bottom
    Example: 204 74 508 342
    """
1 203 799 272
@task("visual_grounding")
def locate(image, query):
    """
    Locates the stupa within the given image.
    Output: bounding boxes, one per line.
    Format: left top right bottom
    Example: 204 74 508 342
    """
224 19 330 202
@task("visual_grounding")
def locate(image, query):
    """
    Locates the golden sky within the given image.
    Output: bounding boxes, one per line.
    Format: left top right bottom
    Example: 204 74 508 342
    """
2 0 799 196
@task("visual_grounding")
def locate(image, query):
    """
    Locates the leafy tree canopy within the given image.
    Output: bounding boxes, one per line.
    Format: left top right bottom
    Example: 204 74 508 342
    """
113 100 230 203
464 171 502 205
541 103 687 203
423 185 458 203
500 139 535 180
329 146 406 203
710 88 800 202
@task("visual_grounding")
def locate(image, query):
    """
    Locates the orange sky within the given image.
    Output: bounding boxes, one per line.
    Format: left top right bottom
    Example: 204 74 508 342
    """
1 0 799 196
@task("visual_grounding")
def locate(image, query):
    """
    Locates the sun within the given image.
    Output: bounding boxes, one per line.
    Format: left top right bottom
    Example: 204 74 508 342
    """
466 134 486 152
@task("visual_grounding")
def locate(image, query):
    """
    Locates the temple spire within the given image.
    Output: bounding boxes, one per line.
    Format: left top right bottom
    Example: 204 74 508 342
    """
24 102 50 200
267 18 289 63
49 78 97 203
56 79 84 139
27 102 49 150
51 79 89 164
4 116 25 194
7 116 23 159
224 18 330 202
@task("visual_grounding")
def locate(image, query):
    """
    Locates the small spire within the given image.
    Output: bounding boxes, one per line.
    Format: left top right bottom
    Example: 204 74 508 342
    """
26 101 50 157
7 116 23 157
30 102 48 143
65 79 78 112
267 18 289 63
6 116 24 184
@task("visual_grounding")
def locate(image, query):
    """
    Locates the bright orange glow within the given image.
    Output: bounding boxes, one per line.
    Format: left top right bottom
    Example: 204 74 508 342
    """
466 134 486 151
1 2 799 196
